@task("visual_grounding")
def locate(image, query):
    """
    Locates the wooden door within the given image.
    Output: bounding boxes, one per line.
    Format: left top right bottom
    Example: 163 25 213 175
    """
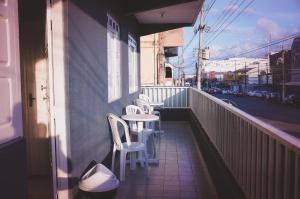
0 0 22 144
19 8 51 176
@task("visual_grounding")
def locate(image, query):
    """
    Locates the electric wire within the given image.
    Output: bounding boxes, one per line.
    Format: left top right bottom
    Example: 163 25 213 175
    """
205 0 247 43
205 0 256 46
219 32 300 59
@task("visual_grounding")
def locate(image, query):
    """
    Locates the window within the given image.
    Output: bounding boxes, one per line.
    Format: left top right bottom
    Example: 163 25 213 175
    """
165 67 172 78
128 34 138 93
107 14 121 102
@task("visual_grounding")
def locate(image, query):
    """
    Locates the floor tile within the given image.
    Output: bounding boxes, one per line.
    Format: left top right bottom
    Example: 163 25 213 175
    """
113 122 218 199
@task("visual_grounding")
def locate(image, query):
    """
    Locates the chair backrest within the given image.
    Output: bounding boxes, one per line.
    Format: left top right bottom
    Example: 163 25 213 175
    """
135 98 151 114
107 113 131 148
139 94 151 103
125 105 144 115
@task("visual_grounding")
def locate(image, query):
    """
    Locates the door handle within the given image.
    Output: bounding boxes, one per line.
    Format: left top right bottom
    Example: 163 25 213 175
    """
29 93 36 107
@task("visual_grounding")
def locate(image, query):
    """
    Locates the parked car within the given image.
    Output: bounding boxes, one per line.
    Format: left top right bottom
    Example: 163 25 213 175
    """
261 91 270 98
283 94 296 105
208 88 215 94
247 90 255 96
228 90 235 95
253 91 263 97
222 89 230 94
265 91 277 100
235 91 243 97
270 92 279 99
214 88 222 94
185 82 191 87
203 87 209 92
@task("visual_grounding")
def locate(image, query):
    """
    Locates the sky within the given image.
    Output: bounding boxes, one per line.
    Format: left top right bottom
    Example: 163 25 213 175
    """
177 0 300 76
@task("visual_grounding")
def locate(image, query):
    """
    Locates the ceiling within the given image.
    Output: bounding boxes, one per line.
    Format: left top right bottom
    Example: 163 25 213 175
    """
134 1 201 25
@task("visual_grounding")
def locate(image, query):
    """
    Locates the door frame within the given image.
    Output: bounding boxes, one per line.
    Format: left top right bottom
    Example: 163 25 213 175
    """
46 0 72 198
46 0 58 198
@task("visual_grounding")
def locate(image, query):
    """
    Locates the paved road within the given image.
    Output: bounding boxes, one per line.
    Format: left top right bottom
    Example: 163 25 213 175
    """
212 93 300 139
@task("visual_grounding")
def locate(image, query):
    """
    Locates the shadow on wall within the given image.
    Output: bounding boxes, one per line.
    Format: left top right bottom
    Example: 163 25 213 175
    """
66 0 141 184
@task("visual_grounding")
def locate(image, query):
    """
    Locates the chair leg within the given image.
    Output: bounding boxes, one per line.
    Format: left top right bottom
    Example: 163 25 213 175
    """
120 151 126 181
143 148 148 167
158 119 161 132
111 145 117 172
151 134 156 158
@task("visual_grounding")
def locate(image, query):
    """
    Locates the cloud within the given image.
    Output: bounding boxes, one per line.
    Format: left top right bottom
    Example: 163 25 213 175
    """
256 18 282 39
244 8 256 15
222 26 253 35
207 8 220 16
224 4 239 12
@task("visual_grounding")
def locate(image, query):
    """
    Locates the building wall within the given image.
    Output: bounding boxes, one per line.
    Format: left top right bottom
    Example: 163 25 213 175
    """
140 34 158 85
291 37 300 83
270 50 291 90
140 28 183 86
67 0 140 182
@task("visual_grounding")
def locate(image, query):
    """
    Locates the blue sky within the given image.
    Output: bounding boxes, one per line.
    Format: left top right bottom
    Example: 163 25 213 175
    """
179 0 300 75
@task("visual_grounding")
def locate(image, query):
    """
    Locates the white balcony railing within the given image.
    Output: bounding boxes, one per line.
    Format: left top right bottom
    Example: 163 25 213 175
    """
141 86 189 108
141 86 300 199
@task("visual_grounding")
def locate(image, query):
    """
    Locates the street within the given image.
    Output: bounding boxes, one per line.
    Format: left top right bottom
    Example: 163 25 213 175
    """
212 93 300 139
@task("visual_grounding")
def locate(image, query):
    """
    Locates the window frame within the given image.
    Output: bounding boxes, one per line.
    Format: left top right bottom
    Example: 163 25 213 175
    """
128 34 138 93
107 14 121 102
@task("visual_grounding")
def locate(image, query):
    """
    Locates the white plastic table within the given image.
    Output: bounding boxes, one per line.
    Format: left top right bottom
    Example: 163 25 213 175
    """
121 114 159 169
149 102 164 108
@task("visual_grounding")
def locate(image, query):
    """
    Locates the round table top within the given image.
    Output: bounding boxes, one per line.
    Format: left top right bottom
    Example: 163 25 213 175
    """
121 114 159 122
149 102 164 106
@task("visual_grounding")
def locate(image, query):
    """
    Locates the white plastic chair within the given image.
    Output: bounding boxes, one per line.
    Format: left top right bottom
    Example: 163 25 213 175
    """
135 98 161 132
139 94 151 103
125 105 155 155
107 113 148 181
125 105 144 135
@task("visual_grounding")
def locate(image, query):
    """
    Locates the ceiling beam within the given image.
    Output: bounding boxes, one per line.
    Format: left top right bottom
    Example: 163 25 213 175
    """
123 0 197 15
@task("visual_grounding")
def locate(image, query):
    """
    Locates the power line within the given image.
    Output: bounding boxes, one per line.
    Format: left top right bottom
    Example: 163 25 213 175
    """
205 0 256 46
183 0 217 54
206 0 237 31
204 0 217 19
206 0 242 35
205 0 247 44
218 32 300 59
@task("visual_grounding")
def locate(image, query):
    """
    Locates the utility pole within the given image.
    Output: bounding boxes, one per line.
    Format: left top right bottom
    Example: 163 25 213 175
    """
179 47 184 86
266 63 269 85
177 50 181 86
197 8 204 90
244 62 247 92
234 60 237 82
257 63 260 85
267 34 271 86
281 49 286 101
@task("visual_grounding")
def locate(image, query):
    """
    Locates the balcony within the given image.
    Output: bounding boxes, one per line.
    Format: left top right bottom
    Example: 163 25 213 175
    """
113 86 300 199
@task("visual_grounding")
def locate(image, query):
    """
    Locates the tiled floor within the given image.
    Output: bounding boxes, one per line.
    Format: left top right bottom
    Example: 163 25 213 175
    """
115 122 218 199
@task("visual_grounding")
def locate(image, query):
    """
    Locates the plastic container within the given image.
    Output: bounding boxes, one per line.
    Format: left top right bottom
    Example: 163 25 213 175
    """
79 163 119 199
